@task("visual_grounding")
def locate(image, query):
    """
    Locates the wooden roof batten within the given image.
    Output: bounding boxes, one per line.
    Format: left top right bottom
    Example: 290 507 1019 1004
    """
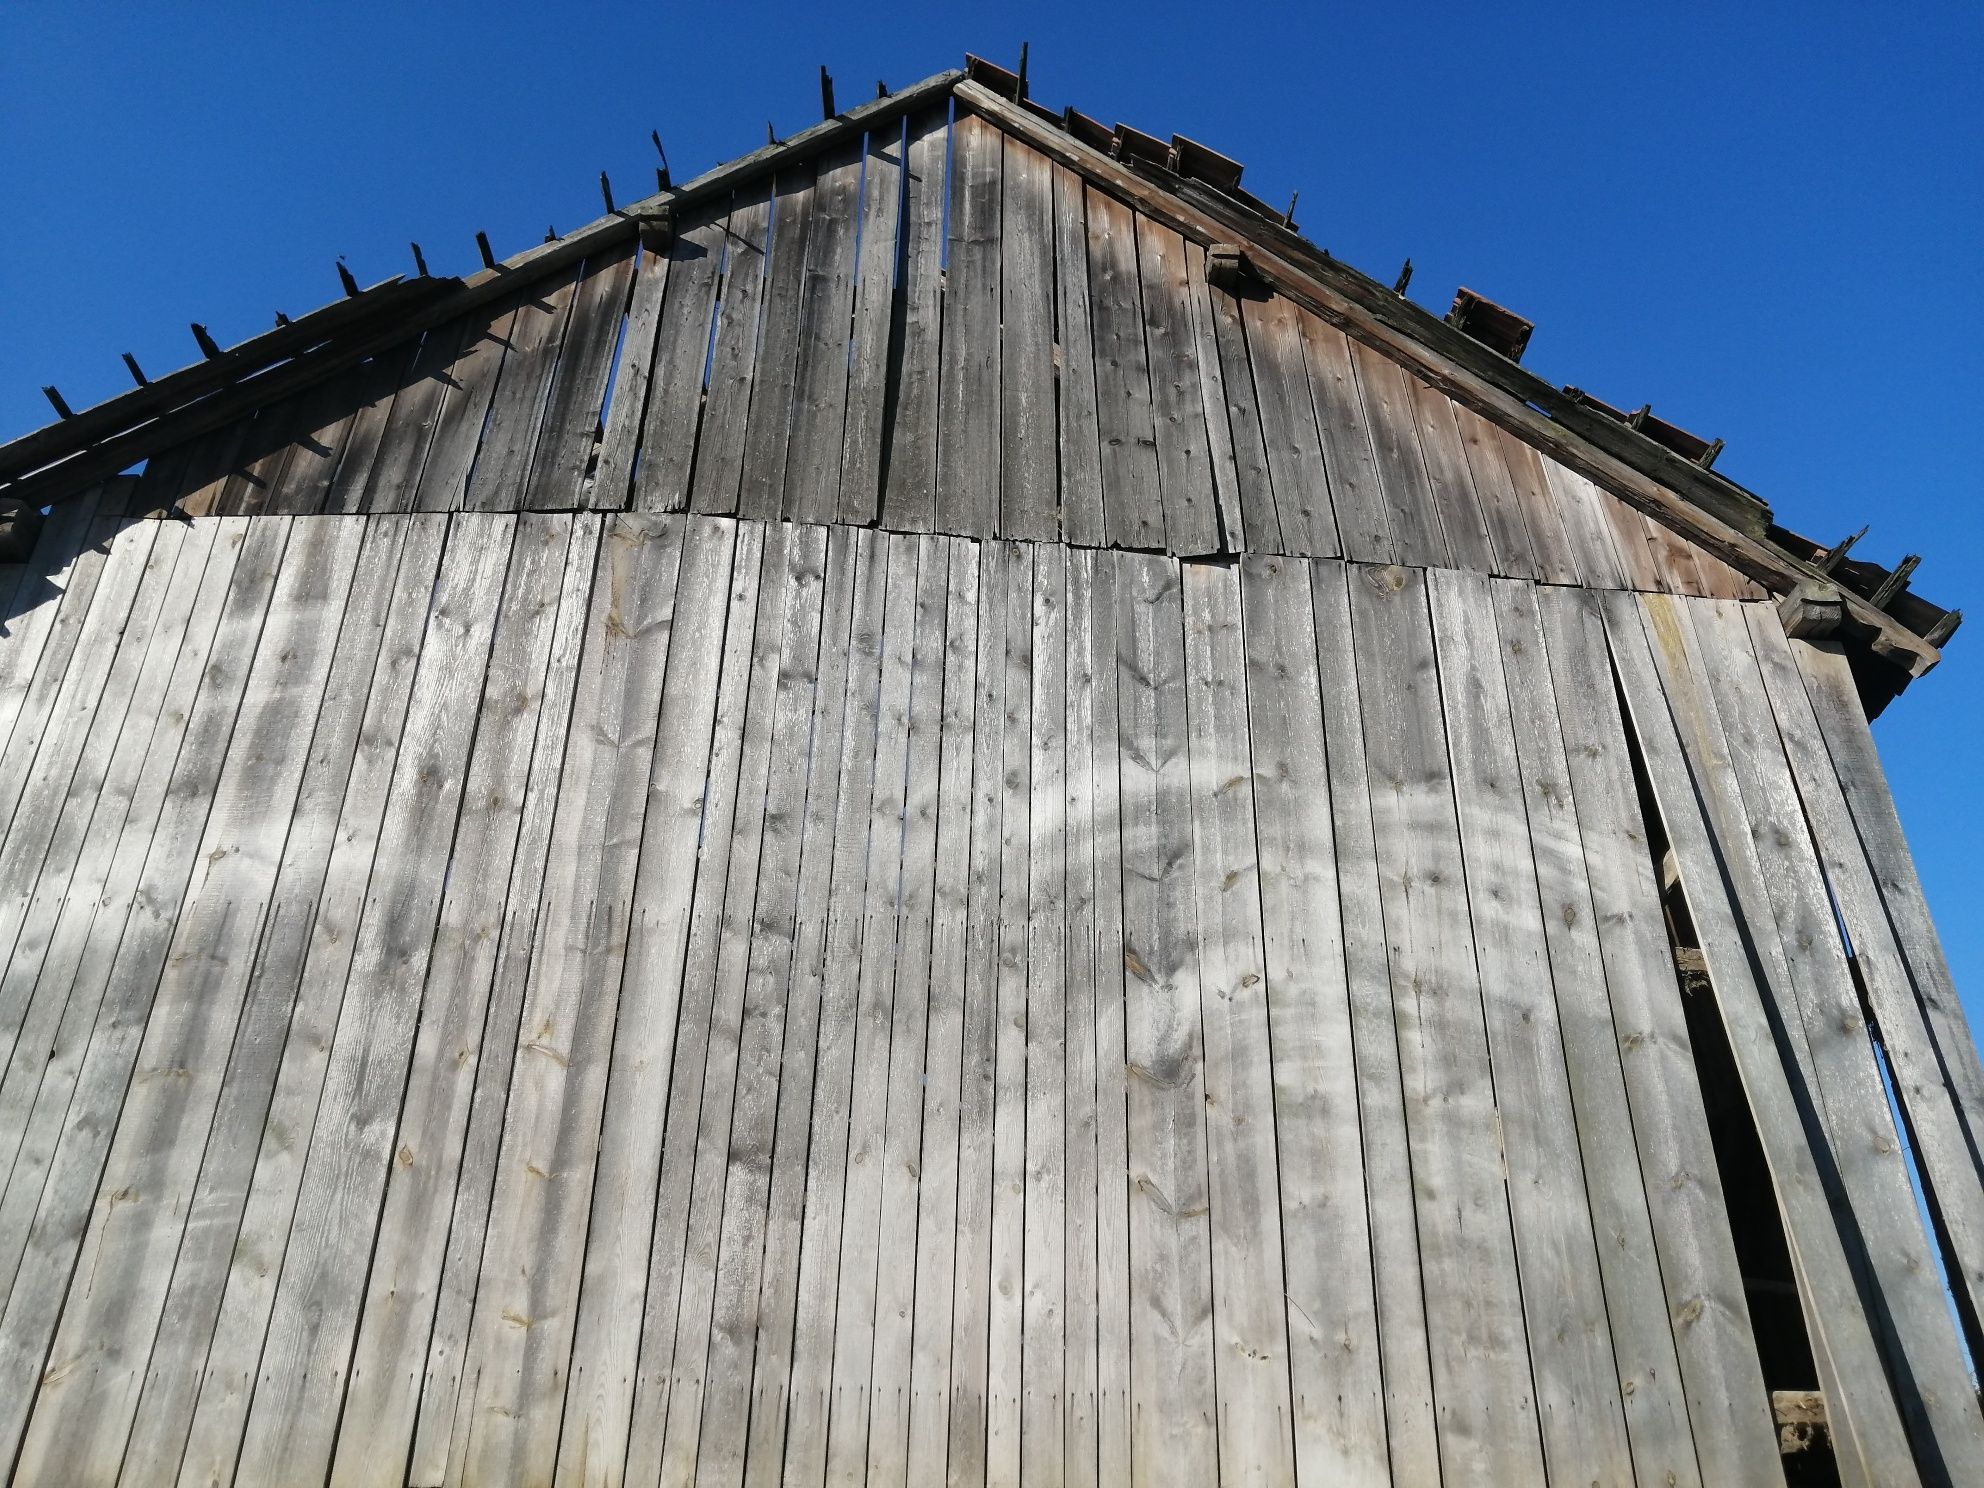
0 55 1952 697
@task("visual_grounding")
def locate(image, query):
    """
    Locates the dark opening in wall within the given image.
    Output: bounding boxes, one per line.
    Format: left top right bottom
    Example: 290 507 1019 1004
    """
1619 689 1840 1485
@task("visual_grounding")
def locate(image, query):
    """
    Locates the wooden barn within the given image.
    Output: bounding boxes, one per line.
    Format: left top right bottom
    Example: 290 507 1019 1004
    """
0 54 1978 1487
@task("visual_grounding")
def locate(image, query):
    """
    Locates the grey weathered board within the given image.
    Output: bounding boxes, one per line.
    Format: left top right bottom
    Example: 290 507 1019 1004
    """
108 109 1782 614
0 498 1974 1487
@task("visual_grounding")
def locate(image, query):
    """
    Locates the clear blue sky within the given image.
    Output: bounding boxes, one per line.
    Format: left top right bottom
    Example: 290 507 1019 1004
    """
4 3 1979 1012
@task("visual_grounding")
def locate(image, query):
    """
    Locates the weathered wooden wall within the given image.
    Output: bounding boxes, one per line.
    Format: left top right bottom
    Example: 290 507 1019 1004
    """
1 67 1980 1488
129 108 1761 607
0 494 1976 1485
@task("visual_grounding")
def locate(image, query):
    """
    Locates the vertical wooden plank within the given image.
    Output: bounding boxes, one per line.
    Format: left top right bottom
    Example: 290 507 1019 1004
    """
1182 241 1243 553
679 192 766 516
0 521 205 1155
820 533 935 1480
530 245 639 509
226 515 517 1486
901 540 982 1486
1687 596 1984 1476
1596 487 1669 593
165 422 250 518
1691 547 1769 601
0 508 140 852
259 361 376 514
613 525 768 1488
983 541 1033 1486
1203 280 1276 554
1061 547 1101 1488
0 504 196 1216
736 165 817 521
323 517 591 1486
208 406 295 517
0 513 278 1469
1749 614 1984 1360
692 526 831 1487
641 204 733 513
462 265 583 510
1790 635 1984 1184
738 527 862 1487
1052 164 1107 550
8 515 361 1480
105 513 417 1484
1241 295 1337 558
1239 554 1386 1482
1490 576 1705 1488
1427 566 1635 1486
1539 458 1631 590
1349 340 1450 568
1494 430 1580 585
1347 561 1546 1485
1086 190 1162 551
541 519 741 1488
0 519 163 952
859 535 953 1488
762 529 888 1488
878 108 948 534
1001 136 1060 543
1533 584 1783 1484
1136 218 1219 556
1179 559 1294 1485
1636 507 1710 597
1308 560 1440 1483
1113 550 1217 1486
409 300 524 513
453 514 697 1488
1021 545 1068 1483
1452 406 1538 579
1086 550 1134 1487
936 112 1002 539
0 513 333 1469
1297 314 1392 564
939 537 1008 1488
1403 373 1497 573
1608 588 1921 1488
222 511 484 1488
837 125 906 526
319 345 419 516
111 517 434 1488
241 514 543 1481
591 242 672 510
782 143 865 525
0 492 107 756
